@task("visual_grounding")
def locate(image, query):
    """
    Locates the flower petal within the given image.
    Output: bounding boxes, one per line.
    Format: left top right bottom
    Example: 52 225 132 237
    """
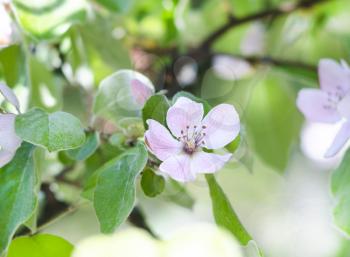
318 59 350 94
201 104 240 149
166 97 204 137
0 113 21 151
0 150 15 168
159 153 194 182
130 79 154 107
296 89 341 123
190 152 231 174
338 93 350 119
325 121 350 158
145 119 182 161
0 82 20 112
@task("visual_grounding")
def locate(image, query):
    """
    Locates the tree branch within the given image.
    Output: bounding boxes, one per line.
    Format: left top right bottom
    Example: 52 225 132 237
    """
197 0 329 52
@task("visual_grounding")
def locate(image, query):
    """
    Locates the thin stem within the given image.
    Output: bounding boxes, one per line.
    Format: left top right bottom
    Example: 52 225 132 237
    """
197 0 329 51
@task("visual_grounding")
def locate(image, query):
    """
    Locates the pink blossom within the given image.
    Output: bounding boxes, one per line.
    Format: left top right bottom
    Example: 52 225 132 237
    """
297 59 350 157
0 4 13 48
0 83 21 168
130 79 154 107
145 97 240 182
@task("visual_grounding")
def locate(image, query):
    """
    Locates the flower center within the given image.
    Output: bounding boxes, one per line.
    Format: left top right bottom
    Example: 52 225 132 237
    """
178 125 206 155
324 86 346 110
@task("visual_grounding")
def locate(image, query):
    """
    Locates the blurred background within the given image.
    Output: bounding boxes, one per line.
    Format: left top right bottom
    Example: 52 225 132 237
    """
2 0 350 256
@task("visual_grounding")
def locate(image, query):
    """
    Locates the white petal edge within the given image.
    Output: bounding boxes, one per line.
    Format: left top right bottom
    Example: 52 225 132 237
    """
159 153 195 182
145 119 182 161
166 97 204 138
190 152 232 174
325 121 350 158
201 104 240 149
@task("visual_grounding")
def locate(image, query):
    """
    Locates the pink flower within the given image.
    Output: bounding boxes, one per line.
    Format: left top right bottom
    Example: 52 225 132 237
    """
0 82 21 168
130 78 154 107
297 59 350 157
0 4 13 48
145 97 240 182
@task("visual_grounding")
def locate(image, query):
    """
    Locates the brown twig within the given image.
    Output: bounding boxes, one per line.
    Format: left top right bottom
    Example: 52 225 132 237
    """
196 0 329 52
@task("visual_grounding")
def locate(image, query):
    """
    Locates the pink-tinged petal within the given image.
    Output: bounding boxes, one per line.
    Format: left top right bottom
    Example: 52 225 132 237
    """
338 93 350 119
166 97 204 137
296 89 341 123
318 59 350 93
0 150 15 168
201 104 240 149
0 113 21 151
130 79 154 107
145 119 182 161
0 82 20 112
159 153 194 182
325 121 350 158
190 152 231 174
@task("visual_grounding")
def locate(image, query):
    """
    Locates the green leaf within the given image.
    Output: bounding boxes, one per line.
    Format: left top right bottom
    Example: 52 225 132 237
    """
226 134 241 153
141 168 165 197
205 174 252 245
15 108 86 152
66 131 99 161
142 95 170 128
94 0 133 12
29 57 63 112
331 149 350 236
0 143 37 255
14 0 88 39
93 70 154 123
245 75 302 172
163 179 195 209
7 234 73 257
79 16 132 83
93 143 148 233
0 45 26 87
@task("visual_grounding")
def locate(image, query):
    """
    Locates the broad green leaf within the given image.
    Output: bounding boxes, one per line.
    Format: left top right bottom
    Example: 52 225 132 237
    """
93 70 154 123
0 143 37 255
66 131 99 161
331 149 350 236
7 234 73 257
93 143 148 233
142 94 170 128
15 108 86 152
94 0 133 12
245 75 302 172
141 168 165 198
14 0 88 39
205 174 252 245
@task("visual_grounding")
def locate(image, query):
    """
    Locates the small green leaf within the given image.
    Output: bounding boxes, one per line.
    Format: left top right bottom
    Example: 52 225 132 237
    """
0 143 37 255
226 134 241 153
331 149 350 236
66 131 99 161
7 234 73 257
15 108 86 152
163 179 195 209
142 95 170 128
93 70 154 123
93 143 148 233
205 174 252 245
141 168 165 197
